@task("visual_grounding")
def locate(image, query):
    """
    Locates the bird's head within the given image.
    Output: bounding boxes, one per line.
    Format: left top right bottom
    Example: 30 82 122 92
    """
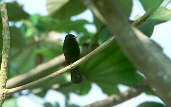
65 34 77 40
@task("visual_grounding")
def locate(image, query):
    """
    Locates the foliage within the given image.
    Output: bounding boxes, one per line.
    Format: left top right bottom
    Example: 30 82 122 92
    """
0 0 171 106
2 98 17 107
137 101 165 107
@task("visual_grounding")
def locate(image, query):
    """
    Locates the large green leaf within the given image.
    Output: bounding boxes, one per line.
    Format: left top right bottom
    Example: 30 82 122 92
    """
98 26 112 44
82 43 144 95
55 19 90 33
9 47 36 78
138 7 171 36
5 2 29 21
46 0 69 15
140 0 164 12
10 26 26 48
47 0 86 20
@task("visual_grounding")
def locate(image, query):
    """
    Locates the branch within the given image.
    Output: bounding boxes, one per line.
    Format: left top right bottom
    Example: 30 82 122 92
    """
81 0 171 106
7 44 90 88
6 36 115 94
84 82 149 107
6 26 103 88
6 54 65 88
132 12 151 27
0 2 10 106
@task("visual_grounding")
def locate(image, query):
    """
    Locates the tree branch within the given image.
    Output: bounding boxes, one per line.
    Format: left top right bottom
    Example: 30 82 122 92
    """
81 0 171 106
0 2 10 106
6 36 115 95
84 82 149 107
7 53 65 88
7 44 90 88
6 26 103 88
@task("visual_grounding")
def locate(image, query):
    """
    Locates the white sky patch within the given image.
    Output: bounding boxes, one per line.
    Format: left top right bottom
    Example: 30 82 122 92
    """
71 9 94 23
69 83 107 106
130 0 145 20
84 24 97 33
16 0 48 15
117 84 129 92
18 94 45 107
3 0 14 2
44 90 65 107
115 93 164 107
151 20 171 58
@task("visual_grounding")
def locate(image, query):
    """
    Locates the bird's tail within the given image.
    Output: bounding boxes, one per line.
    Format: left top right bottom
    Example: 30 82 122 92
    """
71 67 82 83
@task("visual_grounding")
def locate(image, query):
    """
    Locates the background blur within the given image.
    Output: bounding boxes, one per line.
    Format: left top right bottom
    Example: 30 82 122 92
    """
1 0 171 107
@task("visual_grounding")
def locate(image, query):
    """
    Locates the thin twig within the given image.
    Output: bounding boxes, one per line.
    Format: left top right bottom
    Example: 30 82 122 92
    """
7 54 65 88
6 36 115 94
0 2 10 106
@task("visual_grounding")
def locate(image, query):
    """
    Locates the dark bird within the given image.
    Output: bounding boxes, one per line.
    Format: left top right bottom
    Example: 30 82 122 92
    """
63 34 82 83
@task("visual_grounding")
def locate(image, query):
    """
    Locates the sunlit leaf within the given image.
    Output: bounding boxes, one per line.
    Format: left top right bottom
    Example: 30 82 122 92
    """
47 0 86 20
46 0 69 15
138 7 171 36
140 0 164 12
5 2 29 21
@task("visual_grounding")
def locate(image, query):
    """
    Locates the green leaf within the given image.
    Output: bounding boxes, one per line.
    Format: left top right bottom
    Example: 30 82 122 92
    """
149 7 171 21
9 47 36 78
98 27 112 44
137 101 165 107
66 103 80 107
115 0 132 17
36 48 57 58
10 26 26 48
5 2 29 21
138 7 171 36
58 19 90 33
82 43 144 95
47 0 86 20
140 0 164 12
3 98 18 107
27 15 90 34
46 0 69 15
21 20 37 37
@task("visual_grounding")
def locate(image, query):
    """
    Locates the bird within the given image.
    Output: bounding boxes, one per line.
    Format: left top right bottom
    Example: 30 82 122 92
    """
63 34 82 83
